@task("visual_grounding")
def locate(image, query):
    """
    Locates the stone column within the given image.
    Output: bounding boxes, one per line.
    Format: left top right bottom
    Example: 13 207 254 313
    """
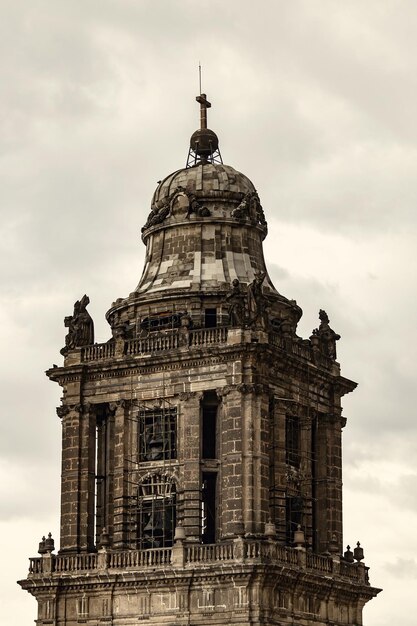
240 384 270 536
252 387 271 535
314 412 343 553
299 410 313 548
179 392 202 542
219 387 244 538
79 403 96 552
270 400 287 543
112 400 129 548
58 403 95 553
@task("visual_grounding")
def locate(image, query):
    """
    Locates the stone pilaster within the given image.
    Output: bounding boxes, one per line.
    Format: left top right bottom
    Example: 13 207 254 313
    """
112 400 129 548
314 412 343 553
179 392 202 541
219 387 244 538
58 403 95 553
300 411 313 548
270 400 287 543
240 384 270 536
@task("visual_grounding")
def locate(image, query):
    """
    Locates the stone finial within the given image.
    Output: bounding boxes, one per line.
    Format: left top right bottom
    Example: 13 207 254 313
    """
174 523 186 543
38 536 47 555
264 519 277 540
344 545 354 563
99 527 110 549
44 532 55 553
354 541 364 562
294 524 305 548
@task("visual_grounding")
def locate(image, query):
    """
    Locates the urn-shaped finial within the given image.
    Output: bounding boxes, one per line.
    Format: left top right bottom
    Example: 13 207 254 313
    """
354 541 364 562
344 545 354 563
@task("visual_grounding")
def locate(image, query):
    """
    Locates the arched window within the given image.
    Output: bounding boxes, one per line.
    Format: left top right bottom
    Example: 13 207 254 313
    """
137 473 176 549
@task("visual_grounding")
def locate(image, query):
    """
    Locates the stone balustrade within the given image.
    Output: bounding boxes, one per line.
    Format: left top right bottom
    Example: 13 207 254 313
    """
27 541 369 585
189 326 228 347
79 327 229 363
81 342 115 362
74 327 340 372
109 547 171 568
77 327 336 369
125 332 181 356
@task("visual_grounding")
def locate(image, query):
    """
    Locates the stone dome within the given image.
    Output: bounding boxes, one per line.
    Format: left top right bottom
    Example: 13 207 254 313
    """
151 163 256 212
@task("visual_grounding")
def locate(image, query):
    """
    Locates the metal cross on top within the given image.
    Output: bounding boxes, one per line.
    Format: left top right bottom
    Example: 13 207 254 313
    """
196 93 211 130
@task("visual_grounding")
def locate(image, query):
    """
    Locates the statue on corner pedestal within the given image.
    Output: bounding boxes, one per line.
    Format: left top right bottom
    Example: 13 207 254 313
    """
247 271 268 330
61 294 94 355
225 279 246 327
310 309 340 360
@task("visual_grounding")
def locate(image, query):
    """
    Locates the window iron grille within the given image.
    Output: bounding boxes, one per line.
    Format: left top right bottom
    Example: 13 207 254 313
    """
135 473 176 549
138 408 177 462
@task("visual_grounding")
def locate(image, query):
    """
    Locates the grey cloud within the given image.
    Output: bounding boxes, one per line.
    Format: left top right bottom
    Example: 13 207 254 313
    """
384 558 417 579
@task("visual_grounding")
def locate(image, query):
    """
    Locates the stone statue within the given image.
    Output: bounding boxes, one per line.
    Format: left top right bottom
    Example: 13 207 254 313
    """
61 295 94 355
225 279 246 326
247 271 268 329
311 309 340 360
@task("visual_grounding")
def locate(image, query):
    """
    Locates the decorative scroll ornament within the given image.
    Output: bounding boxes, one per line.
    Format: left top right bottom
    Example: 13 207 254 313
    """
142 187 211 232
231 191 267 230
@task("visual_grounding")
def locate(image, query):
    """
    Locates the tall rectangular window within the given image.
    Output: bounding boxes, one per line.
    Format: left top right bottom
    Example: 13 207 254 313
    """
201 472 216 544
285 414 300 468
137 474 176 549
286 495 303 545
138 408 177 462
202 392 218 459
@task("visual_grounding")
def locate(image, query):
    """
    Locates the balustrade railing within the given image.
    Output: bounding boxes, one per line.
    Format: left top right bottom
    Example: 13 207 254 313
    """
126 332 180 356
306 552 333 573
77 328 335 368
186 542 234 563
109 547 171 568
28 541 367 585
81 342 115 362
54 553 98 572
189 326 228 347
268 333 334 369
340 560 362 580
28 558 42 574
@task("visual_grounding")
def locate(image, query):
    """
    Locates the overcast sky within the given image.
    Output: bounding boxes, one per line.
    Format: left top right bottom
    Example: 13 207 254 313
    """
1 2 416 624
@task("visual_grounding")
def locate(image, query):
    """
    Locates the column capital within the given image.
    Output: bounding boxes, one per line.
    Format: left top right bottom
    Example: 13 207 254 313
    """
56 405 70 419
237 383 269 395
178 391 201 402
109 399 127 412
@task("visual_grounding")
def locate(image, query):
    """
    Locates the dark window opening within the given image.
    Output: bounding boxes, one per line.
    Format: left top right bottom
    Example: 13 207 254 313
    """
311 417 318 552
202 473 216 544
286 495 303 545
140 311 182 332
204 308 217 328
137 475 176 549
138 408 177 462
202 392 218 459
95 405 109 544
286 415 300 468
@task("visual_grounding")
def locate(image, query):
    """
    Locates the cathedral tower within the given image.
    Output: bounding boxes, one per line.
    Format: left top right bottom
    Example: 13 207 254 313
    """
19 94 380 625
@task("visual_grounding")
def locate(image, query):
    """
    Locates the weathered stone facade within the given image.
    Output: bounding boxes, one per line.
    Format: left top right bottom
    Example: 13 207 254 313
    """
19 95 380 624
